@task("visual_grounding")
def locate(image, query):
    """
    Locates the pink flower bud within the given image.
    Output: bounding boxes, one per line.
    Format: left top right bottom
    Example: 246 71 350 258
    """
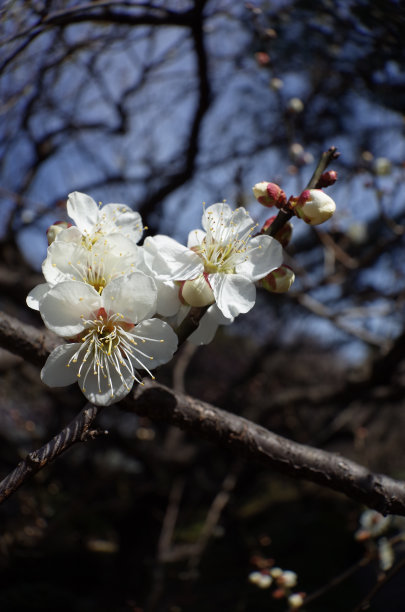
316 170 338 188
179 275 215 307
255 52 270 66
292 189 336 225
252 182 287 208
46 221 72 245
261 265 295 293
261 216 293 247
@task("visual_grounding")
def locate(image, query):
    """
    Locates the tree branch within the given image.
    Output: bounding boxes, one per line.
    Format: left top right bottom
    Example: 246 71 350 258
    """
1 307 405 515
0 403 105 503
128 380 405 516
0 311 60 368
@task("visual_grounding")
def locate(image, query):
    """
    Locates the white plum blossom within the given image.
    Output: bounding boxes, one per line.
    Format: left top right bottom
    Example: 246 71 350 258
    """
63 191 144 247
34 272 178 405
27 191 145 311
144 203 283 319
27 233 143 311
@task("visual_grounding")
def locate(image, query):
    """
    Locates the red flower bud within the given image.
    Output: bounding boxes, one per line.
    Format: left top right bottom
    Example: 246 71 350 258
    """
252 182 287 208
316 170 338 188
255 52 270 66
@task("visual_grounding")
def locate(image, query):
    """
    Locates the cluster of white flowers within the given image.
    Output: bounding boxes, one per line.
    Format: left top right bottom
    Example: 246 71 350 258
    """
248 565 304 608
28 193 283 405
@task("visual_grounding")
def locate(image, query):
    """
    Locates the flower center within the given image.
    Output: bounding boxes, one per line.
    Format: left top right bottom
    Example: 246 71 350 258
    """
192 211 257 275
67 308 161 399
68 248 131 294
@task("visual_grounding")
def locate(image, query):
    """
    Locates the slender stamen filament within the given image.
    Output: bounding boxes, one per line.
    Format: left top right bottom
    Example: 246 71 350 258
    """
193 207 258 274
71 311 161 397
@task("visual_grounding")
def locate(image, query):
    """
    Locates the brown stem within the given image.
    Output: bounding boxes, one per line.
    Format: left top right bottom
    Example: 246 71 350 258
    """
128 379 405 516
1 306 405 514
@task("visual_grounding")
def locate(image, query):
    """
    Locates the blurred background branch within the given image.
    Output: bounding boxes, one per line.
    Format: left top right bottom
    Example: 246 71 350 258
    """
1 1 405 610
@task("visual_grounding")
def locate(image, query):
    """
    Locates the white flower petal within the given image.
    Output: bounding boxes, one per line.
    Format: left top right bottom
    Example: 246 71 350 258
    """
236 234 283 281
188 304 233 345
144 235 203 280
26 283 50 310
41 343 82 387
79 364 134 406
232 208 257 237
187 229 206 249
202 203 254 237
101 204 143 243
128 318 178 370
155 280 181 317
40 281 100 337
102 272 157 323
42 241 84 284
67 192 99 234
99 233 141 260
54 226 82 243
210 273 256 318
202 203 233 231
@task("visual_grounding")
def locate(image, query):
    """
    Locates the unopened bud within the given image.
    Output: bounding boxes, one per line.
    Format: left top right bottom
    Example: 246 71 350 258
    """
286 97 304 113
255 51 270 66
316 170 338 188
272 588 286 599
374 157 392 176
252 182 287 208
280 570 298 588
292 189 336 225
261 265 295 294
249 571 272 588
261 216 293 247
270 77 283 91
378 537 394 571
288 593 305 609
46 221 72 245
179 275 215 307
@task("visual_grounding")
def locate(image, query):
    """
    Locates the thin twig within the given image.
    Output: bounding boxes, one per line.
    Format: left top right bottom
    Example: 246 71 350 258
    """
352 556 405 612
0 403 106 503
266 146 340 238
130 379 405 516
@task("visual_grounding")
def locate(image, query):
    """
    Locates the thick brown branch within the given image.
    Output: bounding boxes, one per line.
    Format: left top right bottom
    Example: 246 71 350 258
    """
1 308 405 515
128 380 405 516
0 311 60 368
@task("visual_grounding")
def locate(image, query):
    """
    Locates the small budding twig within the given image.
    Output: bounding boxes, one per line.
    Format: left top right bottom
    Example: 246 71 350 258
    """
267 145 340 238
174 148 340 339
